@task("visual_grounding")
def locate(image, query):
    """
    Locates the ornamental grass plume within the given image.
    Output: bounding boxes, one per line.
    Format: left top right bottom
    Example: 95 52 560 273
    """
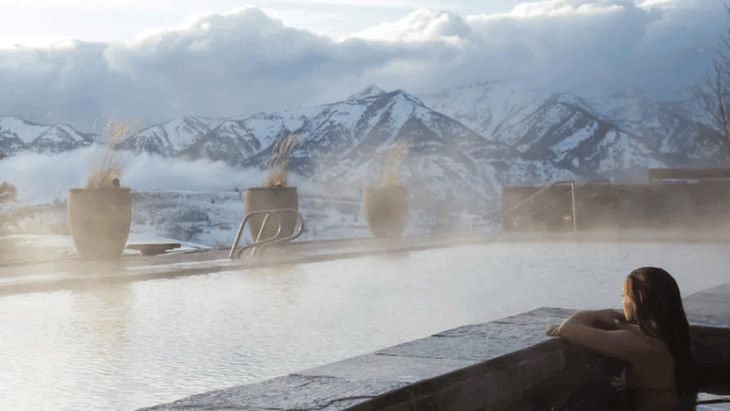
85 115 137 189
380 140 413 188
262 133 299 188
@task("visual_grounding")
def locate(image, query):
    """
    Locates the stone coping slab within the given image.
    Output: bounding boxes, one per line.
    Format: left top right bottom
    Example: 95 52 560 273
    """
693 282 730 295
377 324 554 362
298 355 479 383
684 283 730 327
137 282 730 411
140 373 410 411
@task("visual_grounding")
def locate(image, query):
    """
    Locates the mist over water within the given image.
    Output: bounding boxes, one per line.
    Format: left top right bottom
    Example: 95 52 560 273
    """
0 241 728 411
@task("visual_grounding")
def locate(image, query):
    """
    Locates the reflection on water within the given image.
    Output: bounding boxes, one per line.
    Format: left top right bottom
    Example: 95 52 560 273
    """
73 283 135 409
0 242 729 411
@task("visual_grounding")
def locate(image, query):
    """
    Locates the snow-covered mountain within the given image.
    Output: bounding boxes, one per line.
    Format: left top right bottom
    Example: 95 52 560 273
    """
108 86 520 210
588 89 716 166
422 82 721 175
1 83 722 215
280 87 512 210
421 81 549 141
176 111 308 166
0 117 95 155
116 115 224 157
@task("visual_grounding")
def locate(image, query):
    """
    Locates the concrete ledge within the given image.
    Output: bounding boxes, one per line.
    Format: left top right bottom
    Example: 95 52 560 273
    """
684 283 730 324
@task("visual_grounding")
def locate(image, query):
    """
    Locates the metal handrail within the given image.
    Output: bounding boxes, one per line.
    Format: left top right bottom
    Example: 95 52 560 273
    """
473 181 575 228
500 180 574 220
496 179 612 222
228 208 304 259
583 179 610 185
477 188 573 228
515 189 574 221
450 180 612 229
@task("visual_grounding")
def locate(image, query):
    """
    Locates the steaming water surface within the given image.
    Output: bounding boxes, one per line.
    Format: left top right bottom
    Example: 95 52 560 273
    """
1 241 729 410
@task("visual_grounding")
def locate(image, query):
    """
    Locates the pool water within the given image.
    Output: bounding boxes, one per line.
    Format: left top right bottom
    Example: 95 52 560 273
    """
1 241 729 410
550 378 730 411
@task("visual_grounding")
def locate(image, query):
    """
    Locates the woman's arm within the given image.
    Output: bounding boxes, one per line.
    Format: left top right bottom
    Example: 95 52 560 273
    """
560 309 626 330
552 310 648 363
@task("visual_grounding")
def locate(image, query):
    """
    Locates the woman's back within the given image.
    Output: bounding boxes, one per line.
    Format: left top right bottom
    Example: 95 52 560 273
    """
622 323 676 391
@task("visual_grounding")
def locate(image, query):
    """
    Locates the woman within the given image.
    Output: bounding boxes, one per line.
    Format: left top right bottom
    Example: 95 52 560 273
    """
546 267 697 410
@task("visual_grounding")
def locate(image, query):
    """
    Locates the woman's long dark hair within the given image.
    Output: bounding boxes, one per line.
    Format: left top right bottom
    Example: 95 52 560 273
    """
626 267 697 397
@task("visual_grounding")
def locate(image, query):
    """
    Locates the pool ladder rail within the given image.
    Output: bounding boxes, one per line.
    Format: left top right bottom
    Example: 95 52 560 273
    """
228 208 304 259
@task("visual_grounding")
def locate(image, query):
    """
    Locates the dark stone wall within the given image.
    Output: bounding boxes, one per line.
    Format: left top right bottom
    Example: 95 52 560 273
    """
502 182 730 231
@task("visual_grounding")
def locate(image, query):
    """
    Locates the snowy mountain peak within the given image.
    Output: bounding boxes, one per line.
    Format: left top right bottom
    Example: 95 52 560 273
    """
347 85 387 101
1 116 47 145
389 89 426 107
116 115 223 156
545 93 600 117
0 115 94 154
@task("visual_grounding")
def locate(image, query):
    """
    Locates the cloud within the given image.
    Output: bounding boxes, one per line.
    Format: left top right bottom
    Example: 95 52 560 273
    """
0 0 727 133
487 0 627 19
344 9 472 44
638 0 680 9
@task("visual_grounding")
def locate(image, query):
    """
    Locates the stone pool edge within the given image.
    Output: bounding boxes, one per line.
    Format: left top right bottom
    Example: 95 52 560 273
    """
136 283 730 411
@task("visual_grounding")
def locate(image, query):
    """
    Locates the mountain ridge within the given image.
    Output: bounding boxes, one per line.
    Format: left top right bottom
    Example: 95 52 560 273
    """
1 83 723 214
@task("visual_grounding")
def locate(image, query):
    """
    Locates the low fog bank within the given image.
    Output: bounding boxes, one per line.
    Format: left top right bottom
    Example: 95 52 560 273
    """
0 146 266 204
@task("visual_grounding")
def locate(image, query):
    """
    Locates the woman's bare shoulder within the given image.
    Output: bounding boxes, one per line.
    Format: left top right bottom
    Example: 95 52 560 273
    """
560 326 654 362
622 324 672 356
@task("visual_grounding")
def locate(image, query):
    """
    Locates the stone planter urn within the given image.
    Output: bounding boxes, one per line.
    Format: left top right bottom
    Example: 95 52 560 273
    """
67 188 132 260
244 187 298 243
363 185 409 238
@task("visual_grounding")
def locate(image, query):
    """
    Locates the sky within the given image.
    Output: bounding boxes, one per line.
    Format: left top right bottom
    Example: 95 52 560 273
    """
0 0 528 47
0 0 728 132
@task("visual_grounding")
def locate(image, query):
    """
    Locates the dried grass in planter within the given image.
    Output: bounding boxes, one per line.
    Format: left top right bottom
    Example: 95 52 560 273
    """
262 133 299 188
380 140 413 188
85 116 137 189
